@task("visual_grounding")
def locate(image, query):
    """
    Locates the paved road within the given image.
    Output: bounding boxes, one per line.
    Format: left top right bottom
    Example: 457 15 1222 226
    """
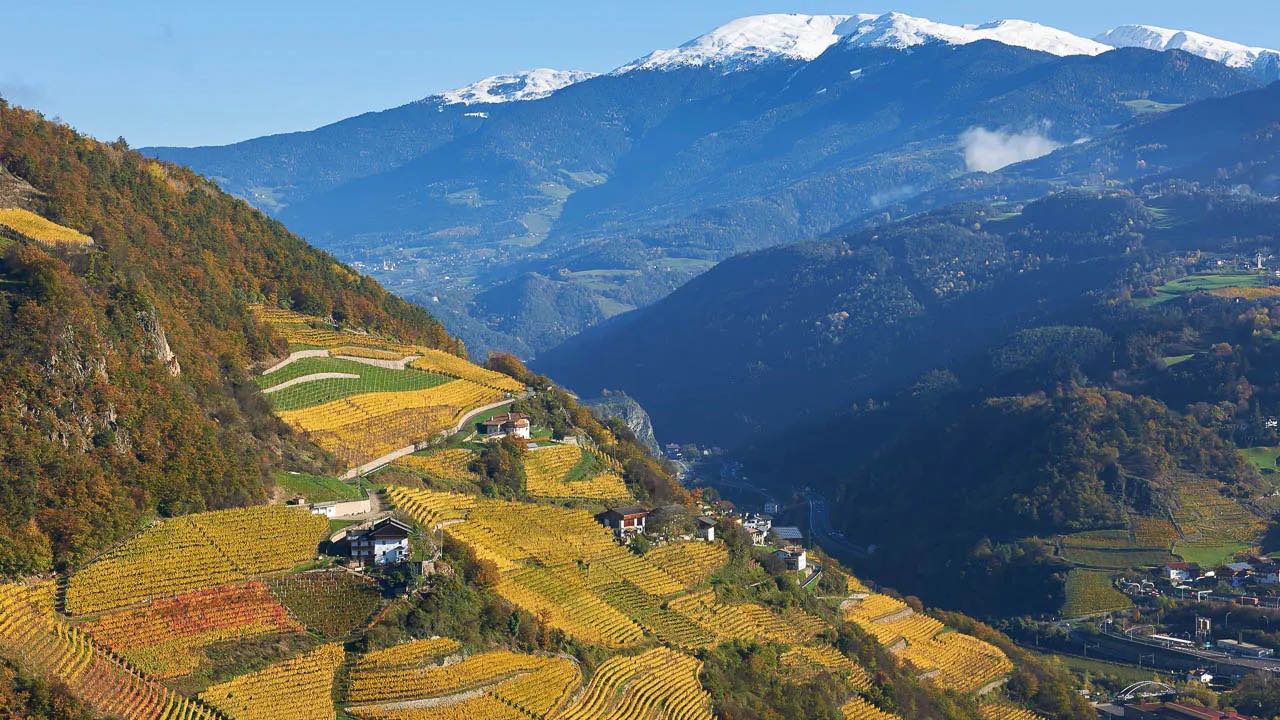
803 490 867 559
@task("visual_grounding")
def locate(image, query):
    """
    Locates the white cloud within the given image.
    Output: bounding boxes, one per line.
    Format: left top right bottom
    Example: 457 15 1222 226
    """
959 126 1061 173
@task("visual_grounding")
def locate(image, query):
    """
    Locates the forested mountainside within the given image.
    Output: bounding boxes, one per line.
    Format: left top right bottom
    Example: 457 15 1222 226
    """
0 99 460 576
147 43 1255 357
540 183 1280 616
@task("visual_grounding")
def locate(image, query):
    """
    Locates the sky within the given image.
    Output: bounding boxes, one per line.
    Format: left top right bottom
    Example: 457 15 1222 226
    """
3 1 1278 148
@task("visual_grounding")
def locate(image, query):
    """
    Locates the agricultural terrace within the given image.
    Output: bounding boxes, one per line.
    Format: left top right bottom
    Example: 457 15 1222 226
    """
252 306 525 472
841 696 903 720
1172 478 1265 565
345 646 579 720
394 448 481 483
0 207 94 246
267 571 382 638
200 643 345 720
257 357 452 412
980 703 1048 720
843 592 1013 694
557 647 712 720
66 506 328 615
781 645 872 688
524 443 630 500
1061 569 1132 618
0 582 219 720
80 581 303 678
387 487 823 650
643 542 728 587
276 379 506 469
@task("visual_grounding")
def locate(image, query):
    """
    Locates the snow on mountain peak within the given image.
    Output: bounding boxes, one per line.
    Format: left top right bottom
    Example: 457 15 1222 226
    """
431 69 597 106
616 11 1110 74
615 13 860 72
839 13 1110 56
1096 25 1278 70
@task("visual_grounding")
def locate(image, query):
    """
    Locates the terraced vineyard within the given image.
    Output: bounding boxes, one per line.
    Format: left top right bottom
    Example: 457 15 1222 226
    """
0 207 94 246
257 357 451 411
1172 479 1266 564
66 506 328 615
643 542 728 587
267 571 382 638
524 444 630 500
387 487 818 650
80 581 303 678
844 593 1014 694
200 643 345 720
557 647 712 720
1062 569 1132 618
781 645 871 688
277 379 505 468
345 647 579 720
980 703 1047 720
841 696 903 720
0 582 220 720
252 306 525 472
394 448 481 483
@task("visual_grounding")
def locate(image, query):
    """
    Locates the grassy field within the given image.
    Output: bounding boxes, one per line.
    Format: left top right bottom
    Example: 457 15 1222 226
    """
1138 272 1272 307
1060 546 1178 569
1174 541 1249 567
1062 569 1132 618
563 449 607 483
1161 354 1194 367
273 471 364 503
258 357 451 411
1034 650 1167 686
1240 446 1280 474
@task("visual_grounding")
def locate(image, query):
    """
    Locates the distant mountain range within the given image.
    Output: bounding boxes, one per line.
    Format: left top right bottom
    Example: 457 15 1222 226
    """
144 11 1276 358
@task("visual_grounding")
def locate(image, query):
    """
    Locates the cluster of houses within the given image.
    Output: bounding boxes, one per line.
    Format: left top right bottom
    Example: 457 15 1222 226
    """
1160 558 1280 590
596 503 809 572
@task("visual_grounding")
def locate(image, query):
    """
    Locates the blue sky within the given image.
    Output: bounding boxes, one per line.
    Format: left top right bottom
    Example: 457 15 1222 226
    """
4 1 1277 148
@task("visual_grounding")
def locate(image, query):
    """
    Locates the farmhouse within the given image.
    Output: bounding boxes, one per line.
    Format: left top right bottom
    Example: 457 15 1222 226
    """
479 411 531 439
774 546 808 572
695 516 716 542
347 517 413 566
601 505 649 538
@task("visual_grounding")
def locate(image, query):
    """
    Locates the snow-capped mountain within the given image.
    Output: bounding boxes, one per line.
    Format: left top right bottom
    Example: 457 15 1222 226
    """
429 68 597 106
839 13 1110 56
616 11 1109 73
1096 25 1280 78
615 13 868 72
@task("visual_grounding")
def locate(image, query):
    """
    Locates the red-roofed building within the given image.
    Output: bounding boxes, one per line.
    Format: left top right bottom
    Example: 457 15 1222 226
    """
479 412 530 439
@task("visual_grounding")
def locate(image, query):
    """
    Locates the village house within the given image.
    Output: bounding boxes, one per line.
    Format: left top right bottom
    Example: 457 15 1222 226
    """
695 517 716 542
774 545 807 572
1162 562 1200 583
741 514 772 546
601 505 649 539
770 526 803 545
479 411 531 439
347 517 413 566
